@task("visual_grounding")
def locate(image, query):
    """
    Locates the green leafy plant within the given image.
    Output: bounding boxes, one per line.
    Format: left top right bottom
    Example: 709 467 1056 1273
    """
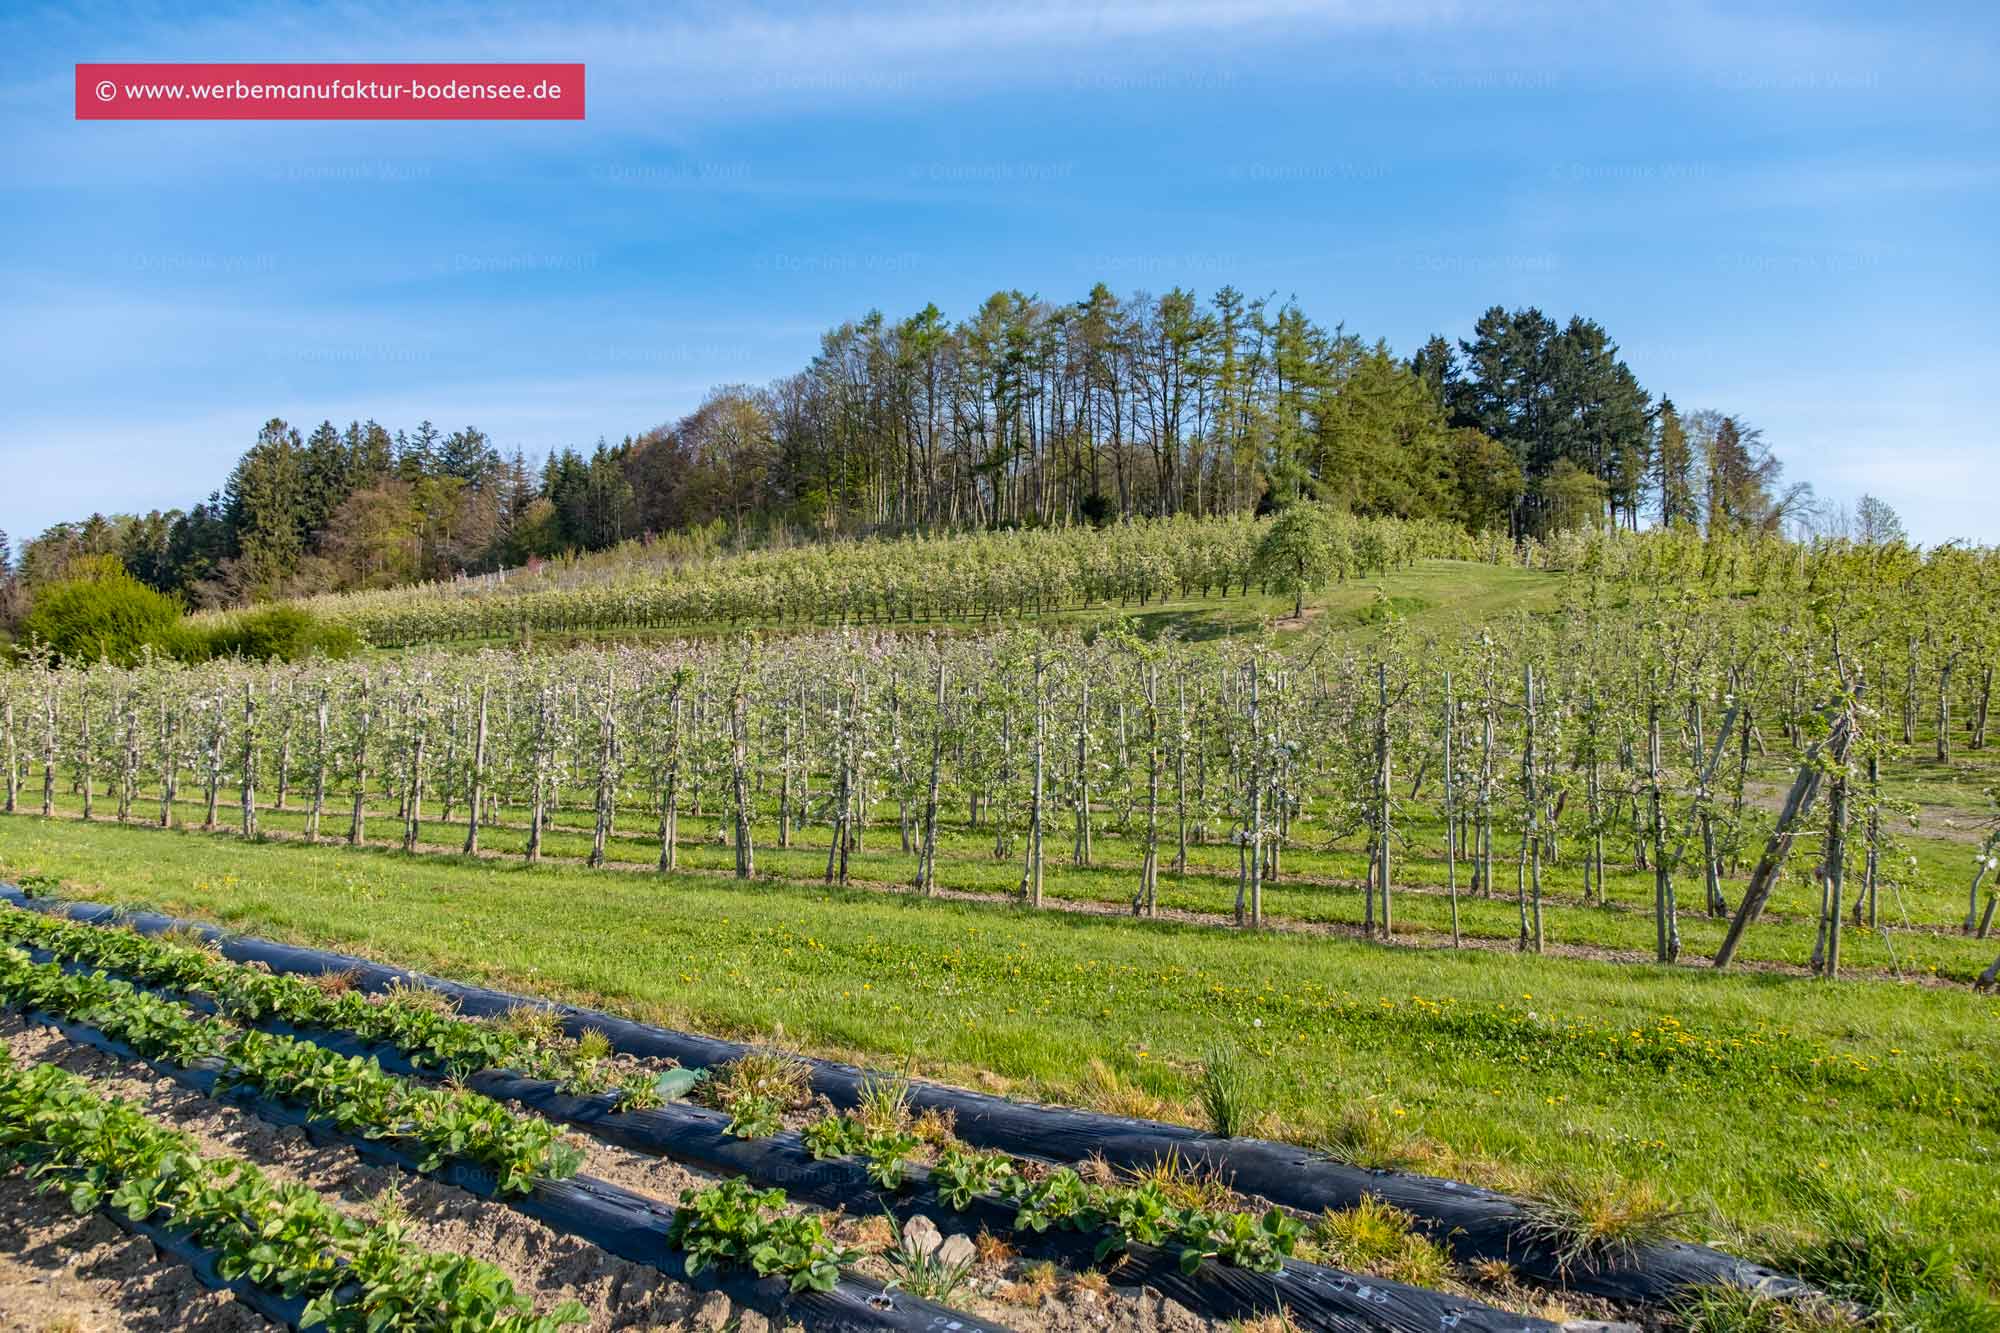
0 947 580 1193
930 1144 1017 1209
800 1110 921 1189
666 1180 858 1293
0 909 664 1105
0 1054 582 1332
1174 1207 1304 1276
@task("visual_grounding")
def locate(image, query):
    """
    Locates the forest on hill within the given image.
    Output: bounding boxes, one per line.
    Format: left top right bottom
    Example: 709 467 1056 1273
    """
3 290 1831 621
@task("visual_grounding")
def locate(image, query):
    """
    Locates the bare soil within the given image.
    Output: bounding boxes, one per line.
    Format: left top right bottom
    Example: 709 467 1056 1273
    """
0 1015 1240 1333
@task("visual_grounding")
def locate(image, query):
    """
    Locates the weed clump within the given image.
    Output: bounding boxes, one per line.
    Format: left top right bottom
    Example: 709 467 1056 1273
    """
700 1049 812 1137
1520 1172 1687 1273
1306 1194 1453 1288
1197 1046 1257 1138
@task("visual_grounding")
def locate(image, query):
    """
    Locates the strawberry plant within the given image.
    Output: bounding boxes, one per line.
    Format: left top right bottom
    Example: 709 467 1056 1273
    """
0 1051 582 1331
0 908 673 1108
666 1179 858 1293
799 1111 922 1189
0 948 579 1192
930 1144 1016 1208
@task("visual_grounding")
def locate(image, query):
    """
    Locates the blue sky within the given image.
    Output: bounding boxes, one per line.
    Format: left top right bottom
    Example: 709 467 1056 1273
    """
3 1 1995 545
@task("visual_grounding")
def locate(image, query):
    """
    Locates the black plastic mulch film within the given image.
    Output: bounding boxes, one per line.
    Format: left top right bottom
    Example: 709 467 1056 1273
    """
0 886 1814 1317
18 941 1552 1333
7 1001 1011 1333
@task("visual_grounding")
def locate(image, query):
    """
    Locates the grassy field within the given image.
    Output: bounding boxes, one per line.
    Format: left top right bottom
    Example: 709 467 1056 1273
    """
3 814 1996 1321
23 758 1999 984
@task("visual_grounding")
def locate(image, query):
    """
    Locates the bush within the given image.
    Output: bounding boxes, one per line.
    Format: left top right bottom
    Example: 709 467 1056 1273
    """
8 574 358 667
196 605 359 662
12 570 187 666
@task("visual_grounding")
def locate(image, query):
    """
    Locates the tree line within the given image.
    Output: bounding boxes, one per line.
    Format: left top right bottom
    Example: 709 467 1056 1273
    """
5 288 1822 617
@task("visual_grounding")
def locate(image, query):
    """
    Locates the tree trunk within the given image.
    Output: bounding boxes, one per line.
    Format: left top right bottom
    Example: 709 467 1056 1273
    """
1442 672 1459 946
2 699 14 816
40 684 56 819
402 696 427 853
1715 709 1846 969
1648 700 1677 963
659 692 683 872
240 684 258 839
731 678 754 880
526 688 548 865
306 692 326 844
463 685 488 855
919 655 946 896
349 685 372 847
158 704 178 828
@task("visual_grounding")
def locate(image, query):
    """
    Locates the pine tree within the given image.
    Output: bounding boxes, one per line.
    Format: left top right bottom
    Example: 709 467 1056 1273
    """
301 420 352 539
1653 399 1698 528
439 427 497 483
222 419 309 592
398 420 441 481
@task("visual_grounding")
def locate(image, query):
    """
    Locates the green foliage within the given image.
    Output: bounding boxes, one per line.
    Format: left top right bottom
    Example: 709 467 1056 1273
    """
1197 1046 1258 1138
0 1054 582 1332
930 1143 1018 1208
722 1092 786 1138
666 1179 858 1293
998 1165 1302 1273
198 605 359 661
286 512 1474 646
8 568 357 666
799 1111 922 1189
1173 1206 1305 1276
13 568 186 666
1521 1171 1689 1274
1252 503 1342 618
0 909 639 1105
699 1050 812 1137
0 945 580 1192
1758 1167 1992 1317
1305 1195 1453 1287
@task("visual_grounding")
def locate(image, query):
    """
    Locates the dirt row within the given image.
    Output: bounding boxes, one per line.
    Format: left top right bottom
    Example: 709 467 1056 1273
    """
0 1015 1226 1333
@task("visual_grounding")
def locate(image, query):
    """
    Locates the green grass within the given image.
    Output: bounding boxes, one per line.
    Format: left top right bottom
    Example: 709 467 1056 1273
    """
3 814 1996 1314
34 769 1998 983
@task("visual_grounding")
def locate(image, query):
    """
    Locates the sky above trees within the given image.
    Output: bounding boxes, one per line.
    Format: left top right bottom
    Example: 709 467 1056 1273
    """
3 0 1994 544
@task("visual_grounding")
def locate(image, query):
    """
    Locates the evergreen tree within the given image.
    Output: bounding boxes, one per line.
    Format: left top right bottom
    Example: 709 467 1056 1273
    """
397 420 441 481
0 528 18 628
1652 398 1698 528
347 420 395 484
301 420 352 538
1409 334 1458 402
222 419 309 593
439 426 497 483
1312 342 1453 518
